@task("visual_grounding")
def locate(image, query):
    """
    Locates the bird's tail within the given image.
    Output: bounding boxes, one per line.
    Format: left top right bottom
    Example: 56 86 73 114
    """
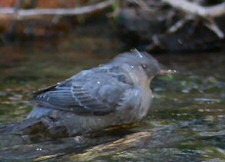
0 117 69 141
0 106 54 135
0 118 45 135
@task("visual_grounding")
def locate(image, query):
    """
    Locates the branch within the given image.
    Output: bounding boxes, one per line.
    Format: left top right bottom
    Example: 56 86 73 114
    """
162 0 225 18
0 0 113 19
162 0 225 39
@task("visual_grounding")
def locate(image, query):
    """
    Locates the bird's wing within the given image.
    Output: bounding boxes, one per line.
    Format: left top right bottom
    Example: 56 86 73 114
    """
32 68 131 116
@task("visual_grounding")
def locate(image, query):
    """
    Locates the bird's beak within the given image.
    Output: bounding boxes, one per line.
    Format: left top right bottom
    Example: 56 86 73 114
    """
158 69 176 75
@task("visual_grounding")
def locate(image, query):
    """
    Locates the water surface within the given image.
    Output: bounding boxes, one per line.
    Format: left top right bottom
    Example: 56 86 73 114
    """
0 29 224 161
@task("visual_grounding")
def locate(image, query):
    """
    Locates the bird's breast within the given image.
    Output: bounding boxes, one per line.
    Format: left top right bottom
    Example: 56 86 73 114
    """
137 87 152 119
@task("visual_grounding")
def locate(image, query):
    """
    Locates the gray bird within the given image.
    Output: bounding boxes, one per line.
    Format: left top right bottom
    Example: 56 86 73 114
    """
7 50 173 137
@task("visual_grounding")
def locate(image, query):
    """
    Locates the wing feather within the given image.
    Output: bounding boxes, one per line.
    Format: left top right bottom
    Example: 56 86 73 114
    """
31 66 131 116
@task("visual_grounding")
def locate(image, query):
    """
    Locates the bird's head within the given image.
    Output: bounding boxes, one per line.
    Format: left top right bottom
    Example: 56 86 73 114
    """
112 49 161 79
112 49 176 81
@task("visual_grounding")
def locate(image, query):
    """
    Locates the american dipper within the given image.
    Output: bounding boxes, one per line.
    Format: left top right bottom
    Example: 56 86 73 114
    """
9 50 175 137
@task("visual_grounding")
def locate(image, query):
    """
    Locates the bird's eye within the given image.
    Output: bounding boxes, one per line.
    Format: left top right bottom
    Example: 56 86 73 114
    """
141 64 147 69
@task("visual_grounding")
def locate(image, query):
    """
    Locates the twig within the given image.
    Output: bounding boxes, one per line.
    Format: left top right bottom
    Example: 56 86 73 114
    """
126 0 155 12
14 0 23 13
167 17 188 33
0 0 114 19
134 0 154 11
162 0 225 18
205 18 224 39
167 15 193 33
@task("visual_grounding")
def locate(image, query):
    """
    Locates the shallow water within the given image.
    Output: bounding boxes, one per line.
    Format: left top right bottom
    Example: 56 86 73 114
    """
0 27 224 161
